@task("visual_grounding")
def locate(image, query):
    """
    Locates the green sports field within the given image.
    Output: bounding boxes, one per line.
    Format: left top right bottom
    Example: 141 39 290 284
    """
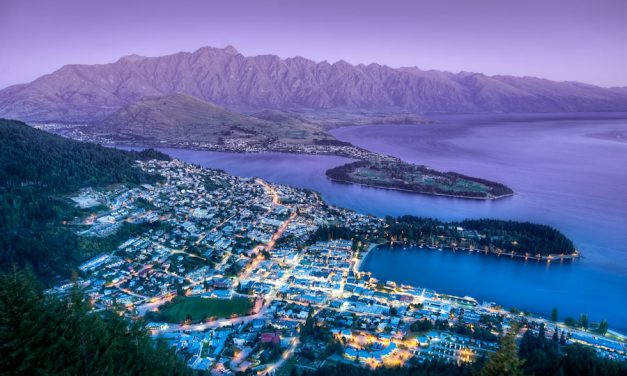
159 296 253 322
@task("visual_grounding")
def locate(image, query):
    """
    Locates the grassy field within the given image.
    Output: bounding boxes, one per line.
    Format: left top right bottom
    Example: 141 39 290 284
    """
159 296 253 323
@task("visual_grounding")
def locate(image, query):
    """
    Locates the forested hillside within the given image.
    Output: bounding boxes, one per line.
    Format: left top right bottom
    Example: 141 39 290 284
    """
0 119 169 282
0 270 188 375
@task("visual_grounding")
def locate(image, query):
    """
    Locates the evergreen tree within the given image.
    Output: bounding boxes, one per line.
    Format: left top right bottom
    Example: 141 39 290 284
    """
550 308 558 322
481 326 524 376
0 270 188 375
564 317 576 327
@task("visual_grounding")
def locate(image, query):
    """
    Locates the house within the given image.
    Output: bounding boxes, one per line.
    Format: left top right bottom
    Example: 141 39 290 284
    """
260 332 280 345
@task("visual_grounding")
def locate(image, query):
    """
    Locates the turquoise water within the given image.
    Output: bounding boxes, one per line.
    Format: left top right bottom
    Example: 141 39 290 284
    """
136 113 627 330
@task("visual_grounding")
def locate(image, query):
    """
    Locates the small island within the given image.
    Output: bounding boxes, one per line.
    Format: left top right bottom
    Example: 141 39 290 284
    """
326 160 513 199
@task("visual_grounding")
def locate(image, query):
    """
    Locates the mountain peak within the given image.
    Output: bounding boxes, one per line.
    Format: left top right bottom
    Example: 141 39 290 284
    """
117 54 146 63
223 45 238 54
194 45 239 55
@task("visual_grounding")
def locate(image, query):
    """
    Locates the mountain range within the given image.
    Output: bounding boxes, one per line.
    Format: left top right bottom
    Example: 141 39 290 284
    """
1 45 626 124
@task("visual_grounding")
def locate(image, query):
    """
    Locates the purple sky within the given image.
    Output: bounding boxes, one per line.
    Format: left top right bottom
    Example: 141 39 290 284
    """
1 0 625 89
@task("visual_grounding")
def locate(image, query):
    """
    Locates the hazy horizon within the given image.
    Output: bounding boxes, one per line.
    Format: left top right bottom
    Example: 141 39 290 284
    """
1 0 625 89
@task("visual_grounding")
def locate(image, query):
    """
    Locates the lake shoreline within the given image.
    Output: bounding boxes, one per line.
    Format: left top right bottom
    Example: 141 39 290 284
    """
361 242 581 271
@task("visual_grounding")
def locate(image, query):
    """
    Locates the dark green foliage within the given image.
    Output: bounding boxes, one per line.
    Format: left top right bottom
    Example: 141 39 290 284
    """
0 119 168 196
1 220 164 284
0 270 188 375
564 317 577 327
453 323 499 343
561 344 627 376
481 327 524 376
434 319 449 330
301 361 472 376
458 219 575 256
300 310 332 342
410 318 433 332
518 324 561 375
550 308 558 322
518 323 627 376
309 225 355 243
597 319 609 334
384 216 575 256
311 216 574 257
0 119 169 283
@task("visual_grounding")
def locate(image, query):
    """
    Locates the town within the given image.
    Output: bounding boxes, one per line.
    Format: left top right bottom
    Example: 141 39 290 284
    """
35 122 400 163
50 158 626 374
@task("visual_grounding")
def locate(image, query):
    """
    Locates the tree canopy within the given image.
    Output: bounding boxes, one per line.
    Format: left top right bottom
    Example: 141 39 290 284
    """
0 270 188 375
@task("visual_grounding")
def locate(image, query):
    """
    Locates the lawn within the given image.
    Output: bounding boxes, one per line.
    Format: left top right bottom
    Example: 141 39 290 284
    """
159 296 253 323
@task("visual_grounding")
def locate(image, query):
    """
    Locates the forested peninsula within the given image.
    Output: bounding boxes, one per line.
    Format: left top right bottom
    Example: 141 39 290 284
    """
313 216 577 259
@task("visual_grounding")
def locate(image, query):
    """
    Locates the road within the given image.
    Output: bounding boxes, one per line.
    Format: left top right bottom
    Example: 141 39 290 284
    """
260 337 300 375
153 178 300 336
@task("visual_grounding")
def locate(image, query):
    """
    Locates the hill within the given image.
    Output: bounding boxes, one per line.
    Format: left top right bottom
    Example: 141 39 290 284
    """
92 94 332 145
0 119 169 282
1 46 626 123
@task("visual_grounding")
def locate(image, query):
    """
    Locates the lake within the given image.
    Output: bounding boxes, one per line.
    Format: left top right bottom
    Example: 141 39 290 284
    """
150 113 627 331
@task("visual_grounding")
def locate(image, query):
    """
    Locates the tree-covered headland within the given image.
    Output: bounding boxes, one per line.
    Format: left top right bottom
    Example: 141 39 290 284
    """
312 215 576 258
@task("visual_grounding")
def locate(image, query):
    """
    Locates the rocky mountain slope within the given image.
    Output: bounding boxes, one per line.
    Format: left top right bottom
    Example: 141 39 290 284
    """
1 45 626 123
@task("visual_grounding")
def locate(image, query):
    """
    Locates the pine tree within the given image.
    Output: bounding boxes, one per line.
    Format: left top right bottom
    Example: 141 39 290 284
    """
550 307 558 322
0 270 189 375
481 326 524 376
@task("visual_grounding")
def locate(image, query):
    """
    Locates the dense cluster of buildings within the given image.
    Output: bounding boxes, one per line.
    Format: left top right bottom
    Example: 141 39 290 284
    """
50 158 626 374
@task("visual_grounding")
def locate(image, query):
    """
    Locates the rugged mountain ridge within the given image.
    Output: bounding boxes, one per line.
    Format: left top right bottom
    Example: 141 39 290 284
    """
1 45 626 122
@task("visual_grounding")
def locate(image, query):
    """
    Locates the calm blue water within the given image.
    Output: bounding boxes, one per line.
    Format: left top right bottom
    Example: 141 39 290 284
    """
141 113 627 331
